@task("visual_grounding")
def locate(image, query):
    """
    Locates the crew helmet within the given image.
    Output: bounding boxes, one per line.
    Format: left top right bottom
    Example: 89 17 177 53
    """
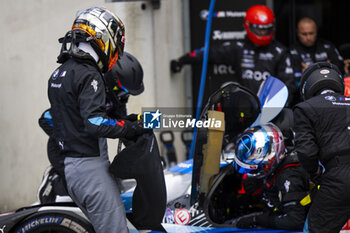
244 5 275 46
72 6 125 73
104 51 144 96
300 62 344 100
233 123 285 178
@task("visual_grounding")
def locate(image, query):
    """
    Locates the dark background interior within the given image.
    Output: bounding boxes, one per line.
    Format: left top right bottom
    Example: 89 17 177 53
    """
189 0 350 110
274 0 350 48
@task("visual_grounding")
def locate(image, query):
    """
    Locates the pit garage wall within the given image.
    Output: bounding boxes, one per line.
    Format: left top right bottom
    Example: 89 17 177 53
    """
0 0 186 211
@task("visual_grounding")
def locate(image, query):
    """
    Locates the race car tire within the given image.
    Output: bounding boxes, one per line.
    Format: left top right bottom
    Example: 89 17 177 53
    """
11 211 95 233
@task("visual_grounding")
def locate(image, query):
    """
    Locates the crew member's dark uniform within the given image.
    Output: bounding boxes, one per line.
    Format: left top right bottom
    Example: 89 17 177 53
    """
238 153 309 230
290 39 344 105
175 38 295 99
294 92 350 233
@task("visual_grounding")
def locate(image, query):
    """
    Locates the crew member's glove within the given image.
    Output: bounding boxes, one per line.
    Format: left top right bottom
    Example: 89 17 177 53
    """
170 59 183 73
171 53 199 73
124 120 144 140
125 113 139 122
134 114 153 133
309 166 323 202
236 215 257 229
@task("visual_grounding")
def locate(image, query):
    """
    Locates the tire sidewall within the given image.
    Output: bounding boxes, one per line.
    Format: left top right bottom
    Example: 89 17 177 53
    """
11 211 95 233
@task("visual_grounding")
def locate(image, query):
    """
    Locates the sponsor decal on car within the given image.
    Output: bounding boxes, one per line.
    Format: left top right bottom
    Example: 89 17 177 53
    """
174 209 191 225
164 208 175 224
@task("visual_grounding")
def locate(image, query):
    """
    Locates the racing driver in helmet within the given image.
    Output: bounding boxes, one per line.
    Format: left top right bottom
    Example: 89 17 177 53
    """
170 5 296 104
45 6 147 233
229 123 309 230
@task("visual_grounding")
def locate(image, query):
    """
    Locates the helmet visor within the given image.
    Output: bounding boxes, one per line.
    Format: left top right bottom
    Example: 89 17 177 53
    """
249 23 274 37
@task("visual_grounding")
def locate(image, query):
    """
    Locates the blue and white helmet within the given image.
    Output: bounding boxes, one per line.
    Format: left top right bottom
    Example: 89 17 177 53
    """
234 123 285 178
